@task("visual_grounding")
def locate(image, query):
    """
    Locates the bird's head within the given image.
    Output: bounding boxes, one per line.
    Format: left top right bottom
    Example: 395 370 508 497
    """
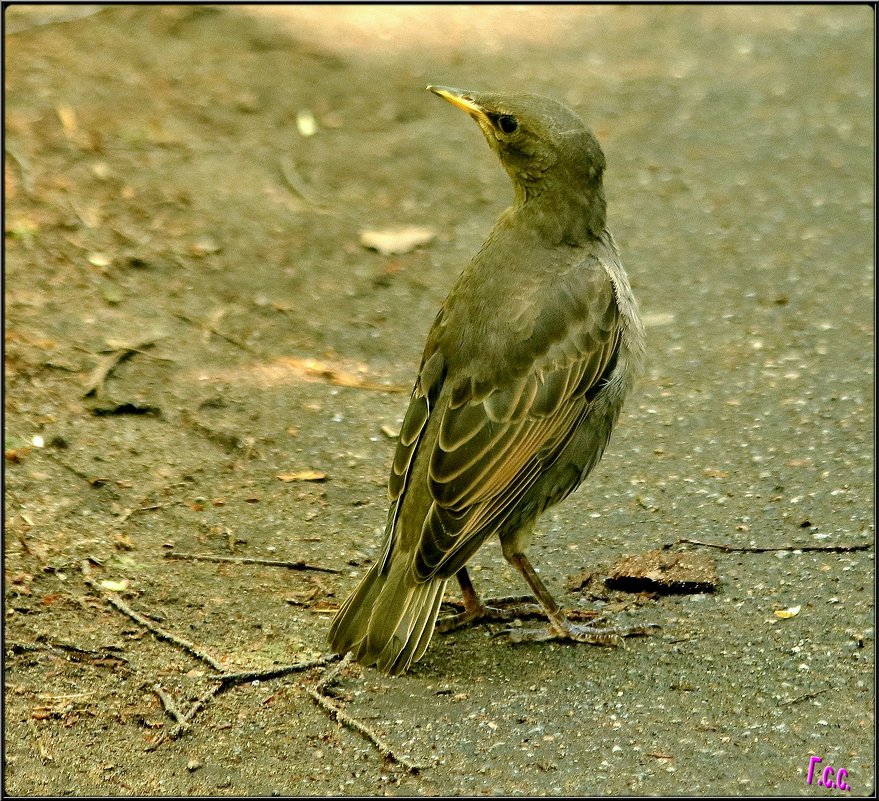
427 85 605 200
427 85 607 242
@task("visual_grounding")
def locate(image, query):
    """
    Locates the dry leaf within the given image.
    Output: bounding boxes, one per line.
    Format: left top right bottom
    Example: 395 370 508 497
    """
774 605 801 619
277 470 328 483
5 447 32 463
194 357 409 393
360 225 436 255
282 357 409 392
190 235 221 256
87 252 112 268
607 549 718 594
99 579 129 592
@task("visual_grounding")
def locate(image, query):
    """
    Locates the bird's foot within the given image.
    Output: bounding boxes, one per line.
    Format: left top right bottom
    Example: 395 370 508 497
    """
502 619 660 645
437 595 543 633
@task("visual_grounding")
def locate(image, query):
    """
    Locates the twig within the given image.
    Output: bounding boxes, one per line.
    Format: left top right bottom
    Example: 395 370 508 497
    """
282 356 410 393
82 339 158 398
674 538 873 554
209 655 339 684
153 684 188 727
146 683 224 751
777 688 831 707
115 481 189 525
179 414 254 452
117 500 182 524
81 561 423 772
315 653 352 694
172 312 255 353
173 684 223 736
41 452 121 498
305 684 425 773
164 551 340 574
146 657 341 751
33 634 127 663
36 691 92 702
82 567 226 672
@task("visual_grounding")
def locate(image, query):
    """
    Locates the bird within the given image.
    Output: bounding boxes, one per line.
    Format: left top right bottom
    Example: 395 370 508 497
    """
328 85 647 675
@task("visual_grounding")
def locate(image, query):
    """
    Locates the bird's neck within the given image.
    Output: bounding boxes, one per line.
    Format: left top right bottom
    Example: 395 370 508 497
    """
514 181 607 246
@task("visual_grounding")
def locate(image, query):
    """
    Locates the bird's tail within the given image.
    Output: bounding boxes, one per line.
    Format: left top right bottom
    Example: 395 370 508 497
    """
328 557 447 676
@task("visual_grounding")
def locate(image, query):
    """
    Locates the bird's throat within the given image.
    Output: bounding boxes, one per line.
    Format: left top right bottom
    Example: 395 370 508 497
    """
515 182 607 246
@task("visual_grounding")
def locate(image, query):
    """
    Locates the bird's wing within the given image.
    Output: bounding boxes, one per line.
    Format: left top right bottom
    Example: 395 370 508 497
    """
388 349 443 505
377 313 446 574
410 266 622 581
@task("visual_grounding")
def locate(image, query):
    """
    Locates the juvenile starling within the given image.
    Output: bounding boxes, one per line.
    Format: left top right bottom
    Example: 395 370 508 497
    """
329 85 647 675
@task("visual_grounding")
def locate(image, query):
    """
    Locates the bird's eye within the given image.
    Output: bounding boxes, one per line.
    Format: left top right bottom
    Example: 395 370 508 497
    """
497 115 518 134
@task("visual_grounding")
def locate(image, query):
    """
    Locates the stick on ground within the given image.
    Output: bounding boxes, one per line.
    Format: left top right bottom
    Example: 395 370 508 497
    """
674 537 873 554
146 683 224 751
777 687 831 707
164 551 340 574
305 684 425 773
210 656 339 684
83 566 226 672
81 561 421 772
153 684 189 727
82 339 157 398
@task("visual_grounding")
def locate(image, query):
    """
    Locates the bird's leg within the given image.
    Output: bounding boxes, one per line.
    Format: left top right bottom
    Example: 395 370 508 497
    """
435 568 485 632
503 551 658 644
435 567 543 634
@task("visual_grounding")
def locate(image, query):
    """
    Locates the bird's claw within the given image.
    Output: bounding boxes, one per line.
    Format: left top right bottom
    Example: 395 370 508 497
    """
437 597 545 633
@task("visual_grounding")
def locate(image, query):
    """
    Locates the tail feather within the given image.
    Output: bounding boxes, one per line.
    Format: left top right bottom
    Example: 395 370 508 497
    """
378 578 446 676
328 558 448 675
328 561 386 656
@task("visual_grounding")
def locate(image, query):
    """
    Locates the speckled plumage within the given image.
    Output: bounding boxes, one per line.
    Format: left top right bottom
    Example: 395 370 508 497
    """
329 87 645 675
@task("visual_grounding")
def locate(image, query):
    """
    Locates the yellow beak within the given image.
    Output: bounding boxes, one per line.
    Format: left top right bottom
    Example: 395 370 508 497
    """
427 85 488 121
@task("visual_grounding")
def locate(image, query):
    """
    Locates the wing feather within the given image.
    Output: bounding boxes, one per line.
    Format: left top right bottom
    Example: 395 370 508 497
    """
389 258 623 585
413 286 620 579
